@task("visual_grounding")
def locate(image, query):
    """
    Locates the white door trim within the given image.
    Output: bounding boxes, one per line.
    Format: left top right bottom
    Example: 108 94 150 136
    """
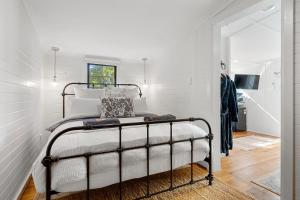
281 0 295 199
212 0 295 199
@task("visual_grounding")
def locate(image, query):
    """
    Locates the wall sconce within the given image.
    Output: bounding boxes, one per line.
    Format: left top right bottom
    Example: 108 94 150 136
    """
142 57 148 88
24 81 36 87
51 47 59 84
51 81 58 87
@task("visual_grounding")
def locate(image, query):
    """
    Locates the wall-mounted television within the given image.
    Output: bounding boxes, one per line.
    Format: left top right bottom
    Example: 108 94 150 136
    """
234 74 260 90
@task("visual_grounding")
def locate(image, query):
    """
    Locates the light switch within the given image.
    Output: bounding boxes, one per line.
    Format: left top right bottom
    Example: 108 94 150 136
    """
188 77 193 85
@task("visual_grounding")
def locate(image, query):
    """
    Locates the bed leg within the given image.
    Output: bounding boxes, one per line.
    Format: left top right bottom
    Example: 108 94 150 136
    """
85 154 90 200
146 124 150 197
119 151 122 200
190 138 194 184
207 133 214 186
42 156 52 200
169 122 173 191
46 173 51 200
206 173 214 185
118 126 122 200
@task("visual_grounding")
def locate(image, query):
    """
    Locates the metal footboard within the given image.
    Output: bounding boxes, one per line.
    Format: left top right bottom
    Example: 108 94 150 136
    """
42 118 214 200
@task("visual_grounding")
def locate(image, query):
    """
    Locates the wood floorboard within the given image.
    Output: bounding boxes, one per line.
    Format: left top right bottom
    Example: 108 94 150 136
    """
215 131 280 200
20 131 280 200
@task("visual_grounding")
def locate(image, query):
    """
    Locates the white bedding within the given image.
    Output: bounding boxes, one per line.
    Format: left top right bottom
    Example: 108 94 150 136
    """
32 117 209 193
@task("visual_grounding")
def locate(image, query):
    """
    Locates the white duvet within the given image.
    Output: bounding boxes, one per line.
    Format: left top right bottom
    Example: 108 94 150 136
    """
32 117 209 193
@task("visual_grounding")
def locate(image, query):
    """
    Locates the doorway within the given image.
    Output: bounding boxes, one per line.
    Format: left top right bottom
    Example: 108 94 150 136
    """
217 0 282 199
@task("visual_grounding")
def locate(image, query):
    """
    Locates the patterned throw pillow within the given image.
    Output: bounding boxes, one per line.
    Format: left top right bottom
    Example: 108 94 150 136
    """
101 97 135 118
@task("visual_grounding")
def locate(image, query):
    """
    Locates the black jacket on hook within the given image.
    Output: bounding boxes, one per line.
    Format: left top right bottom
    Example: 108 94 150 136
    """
221 74 238 156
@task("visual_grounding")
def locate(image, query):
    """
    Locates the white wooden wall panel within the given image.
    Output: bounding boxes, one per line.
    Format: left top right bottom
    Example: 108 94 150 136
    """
147 22 221 170
0 0 43 199
296 0 300 198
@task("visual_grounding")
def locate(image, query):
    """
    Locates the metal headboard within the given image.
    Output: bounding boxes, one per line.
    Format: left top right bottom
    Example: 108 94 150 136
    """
62 82 143 118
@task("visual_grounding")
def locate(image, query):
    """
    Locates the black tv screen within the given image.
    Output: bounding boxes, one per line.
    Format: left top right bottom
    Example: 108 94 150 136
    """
234 74 260 90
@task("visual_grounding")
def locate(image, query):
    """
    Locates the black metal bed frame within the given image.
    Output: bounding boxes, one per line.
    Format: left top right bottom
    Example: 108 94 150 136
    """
62 82 143 118
42 83 214 200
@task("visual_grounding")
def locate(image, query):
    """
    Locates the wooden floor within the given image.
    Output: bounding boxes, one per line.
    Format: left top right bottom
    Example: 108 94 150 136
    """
20 131 280 200
21 178 36 200
215 131 280 200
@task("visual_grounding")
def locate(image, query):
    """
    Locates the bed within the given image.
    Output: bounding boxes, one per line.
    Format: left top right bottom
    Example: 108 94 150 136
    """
32 82 213 200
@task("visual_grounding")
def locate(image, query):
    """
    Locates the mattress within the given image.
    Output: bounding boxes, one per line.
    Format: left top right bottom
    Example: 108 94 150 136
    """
32 117 209 193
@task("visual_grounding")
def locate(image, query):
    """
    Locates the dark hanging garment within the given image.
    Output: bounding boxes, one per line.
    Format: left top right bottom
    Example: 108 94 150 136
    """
220 75 238 156
229 80 238 122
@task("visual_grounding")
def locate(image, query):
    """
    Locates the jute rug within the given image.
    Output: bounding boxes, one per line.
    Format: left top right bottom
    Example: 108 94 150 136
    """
233 135 280 151
35 166 253 200
252 169 280 196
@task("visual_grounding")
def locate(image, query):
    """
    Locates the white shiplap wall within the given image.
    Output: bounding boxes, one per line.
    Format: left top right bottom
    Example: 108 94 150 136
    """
296 0 300 198
148 24 213 120
148 21 221 171
0 0 43 200
296 2 300 200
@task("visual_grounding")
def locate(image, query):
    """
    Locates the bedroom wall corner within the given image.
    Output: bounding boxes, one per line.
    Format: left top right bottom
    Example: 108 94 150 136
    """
146 21 221 171
0 0 44 199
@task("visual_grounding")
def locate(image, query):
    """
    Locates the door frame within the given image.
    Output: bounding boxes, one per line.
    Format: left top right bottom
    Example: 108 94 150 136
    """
281 0 295 199
211 0 295 199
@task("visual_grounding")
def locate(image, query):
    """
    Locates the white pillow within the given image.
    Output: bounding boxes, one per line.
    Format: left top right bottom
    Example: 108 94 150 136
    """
133 97 148 113
105 87 139 98
123 88 140 98
69 98 101 117
74 87 105 99
105 87 124 97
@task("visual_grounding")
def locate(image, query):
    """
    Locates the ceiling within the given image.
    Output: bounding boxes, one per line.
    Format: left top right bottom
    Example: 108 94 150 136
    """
222 0 281 64
23 0 230 60
222 0 280 37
